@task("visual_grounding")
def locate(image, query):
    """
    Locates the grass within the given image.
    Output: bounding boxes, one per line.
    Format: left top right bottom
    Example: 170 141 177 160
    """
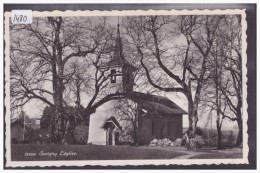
11 144 186 161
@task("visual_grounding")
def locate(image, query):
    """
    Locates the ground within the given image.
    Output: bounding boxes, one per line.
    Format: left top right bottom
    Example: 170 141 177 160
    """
11 144 186 161
11 144 243 161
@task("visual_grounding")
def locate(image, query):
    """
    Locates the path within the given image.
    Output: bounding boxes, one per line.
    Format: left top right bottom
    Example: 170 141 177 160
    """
142 146 206 159
142 146 243 159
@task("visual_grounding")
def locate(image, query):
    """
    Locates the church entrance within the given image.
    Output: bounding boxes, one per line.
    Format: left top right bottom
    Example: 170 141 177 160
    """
107 128 113 145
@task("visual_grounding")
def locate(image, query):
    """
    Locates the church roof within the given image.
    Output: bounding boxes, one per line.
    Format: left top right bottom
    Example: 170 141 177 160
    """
100 116 122 130
129 92 187 115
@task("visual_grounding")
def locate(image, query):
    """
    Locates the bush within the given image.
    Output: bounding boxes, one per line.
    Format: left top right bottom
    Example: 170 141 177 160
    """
185 135 205 149
195 128 206 138
183 128 206 149
74 124 88 144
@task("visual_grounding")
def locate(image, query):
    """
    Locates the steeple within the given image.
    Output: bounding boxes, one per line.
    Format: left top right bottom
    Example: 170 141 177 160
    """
109 23 125 67
100 18 137 93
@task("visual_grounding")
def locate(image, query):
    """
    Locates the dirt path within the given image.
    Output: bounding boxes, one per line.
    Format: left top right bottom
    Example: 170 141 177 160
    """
173 150 206 159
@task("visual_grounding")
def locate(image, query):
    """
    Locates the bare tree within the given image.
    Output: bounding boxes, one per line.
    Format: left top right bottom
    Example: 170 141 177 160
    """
124 15 223 139
218 15 243 146
10 16 124 143
200 15 243 147
112 99 140 145
200 40 226 149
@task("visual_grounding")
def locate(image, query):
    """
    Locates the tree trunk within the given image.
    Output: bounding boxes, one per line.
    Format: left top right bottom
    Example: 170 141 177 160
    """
48 17 67 144
214 47 223 149
187 103 199 149
188 101 198 137
136 106 143 146
188 102 194 133
50 63 63 143
51 59 66 144
51 56 66 143
216 119 223 149
52 84 65 143
235 113 243 147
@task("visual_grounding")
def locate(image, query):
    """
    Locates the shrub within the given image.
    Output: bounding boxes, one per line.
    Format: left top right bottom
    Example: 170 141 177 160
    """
183 128 206 150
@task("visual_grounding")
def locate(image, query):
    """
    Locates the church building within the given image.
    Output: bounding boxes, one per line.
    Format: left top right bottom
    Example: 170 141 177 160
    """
87 23 187 146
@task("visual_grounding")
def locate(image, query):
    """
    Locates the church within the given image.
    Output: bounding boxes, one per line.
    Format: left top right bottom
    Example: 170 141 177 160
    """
87 23 187 146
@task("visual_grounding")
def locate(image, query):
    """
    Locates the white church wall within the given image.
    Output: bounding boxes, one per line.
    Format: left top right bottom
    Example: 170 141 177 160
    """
87 101 117 145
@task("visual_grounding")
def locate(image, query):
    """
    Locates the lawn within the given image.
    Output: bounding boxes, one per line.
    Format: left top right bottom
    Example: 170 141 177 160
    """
11 144 186 161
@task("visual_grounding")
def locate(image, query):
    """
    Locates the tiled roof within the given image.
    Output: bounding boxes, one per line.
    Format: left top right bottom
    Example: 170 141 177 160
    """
129 92 187 115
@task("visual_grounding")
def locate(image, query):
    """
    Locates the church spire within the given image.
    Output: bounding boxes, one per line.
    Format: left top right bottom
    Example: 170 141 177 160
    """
112 20 125 66
104 17 137 92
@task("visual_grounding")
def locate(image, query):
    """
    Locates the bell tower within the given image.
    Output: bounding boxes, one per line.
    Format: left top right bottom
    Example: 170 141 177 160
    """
104 23 136 93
